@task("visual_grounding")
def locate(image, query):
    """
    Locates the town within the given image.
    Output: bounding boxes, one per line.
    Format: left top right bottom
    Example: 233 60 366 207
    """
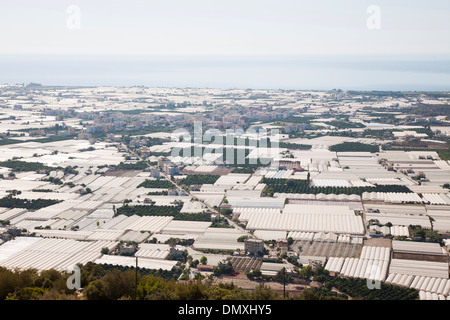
0 83 449 300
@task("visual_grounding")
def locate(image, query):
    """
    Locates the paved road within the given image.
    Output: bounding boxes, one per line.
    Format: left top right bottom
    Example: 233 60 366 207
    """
160 170 252 236
123 142 261 244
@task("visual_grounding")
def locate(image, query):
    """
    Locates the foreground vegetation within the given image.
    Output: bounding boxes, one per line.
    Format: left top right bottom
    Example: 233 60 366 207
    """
0 267 76 300
253 264 418 300
0 263 418 300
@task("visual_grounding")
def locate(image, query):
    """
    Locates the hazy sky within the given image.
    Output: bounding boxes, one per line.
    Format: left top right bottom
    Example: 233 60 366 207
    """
1 0 450 56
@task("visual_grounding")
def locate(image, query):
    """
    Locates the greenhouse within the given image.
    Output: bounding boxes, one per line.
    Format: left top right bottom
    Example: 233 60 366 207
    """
0 238 117 272
386 273 450 300
193 228 246 251
135 245 170 260
421 193 450 205
388 259 449 279
94 255 177 271
325 245 390 281
244 211 365 235
338 257 389 282
359 246 391 261
362 192 423 204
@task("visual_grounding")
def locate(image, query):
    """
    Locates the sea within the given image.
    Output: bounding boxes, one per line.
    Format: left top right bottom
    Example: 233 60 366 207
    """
1 54 450 91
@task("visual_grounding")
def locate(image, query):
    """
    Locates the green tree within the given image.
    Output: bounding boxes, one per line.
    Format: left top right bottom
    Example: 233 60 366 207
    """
299 265 314 280
287 237 294 246
251 284 280 300
191 260 199 268
84 280 108 300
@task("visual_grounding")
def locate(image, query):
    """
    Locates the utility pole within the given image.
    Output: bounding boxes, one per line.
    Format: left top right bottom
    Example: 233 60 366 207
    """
283 267 286 298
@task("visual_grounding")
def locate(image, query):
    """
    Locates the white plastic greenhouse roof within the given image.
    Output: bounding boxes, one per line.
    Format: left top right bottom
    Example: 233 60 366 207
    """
122 216 173 233
274 193 361 201
244 211 364 235
86 229 125 241
392 240 445 255
253 230 287 241
286 231 315 241
365 212 431 229
0 238 117 272
389 225 409 237
389 259 449 279
161 220 211 235
214 173 251 187
362 192 423 203
194 228 246 251
95 255 177 271
120 231 151 243
387 273 450 296
135 246 170 260
234 207 281 215
419 291 446 300
359 246 391 261
324 257 345 273
228 197 285 208
311 179 352 188
33 229 94 240
260 262 292 276
0 208 27 221
283 204 355 215
0 237 42 263
338 257 389 282
421 193 450 205
180 201 205 213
